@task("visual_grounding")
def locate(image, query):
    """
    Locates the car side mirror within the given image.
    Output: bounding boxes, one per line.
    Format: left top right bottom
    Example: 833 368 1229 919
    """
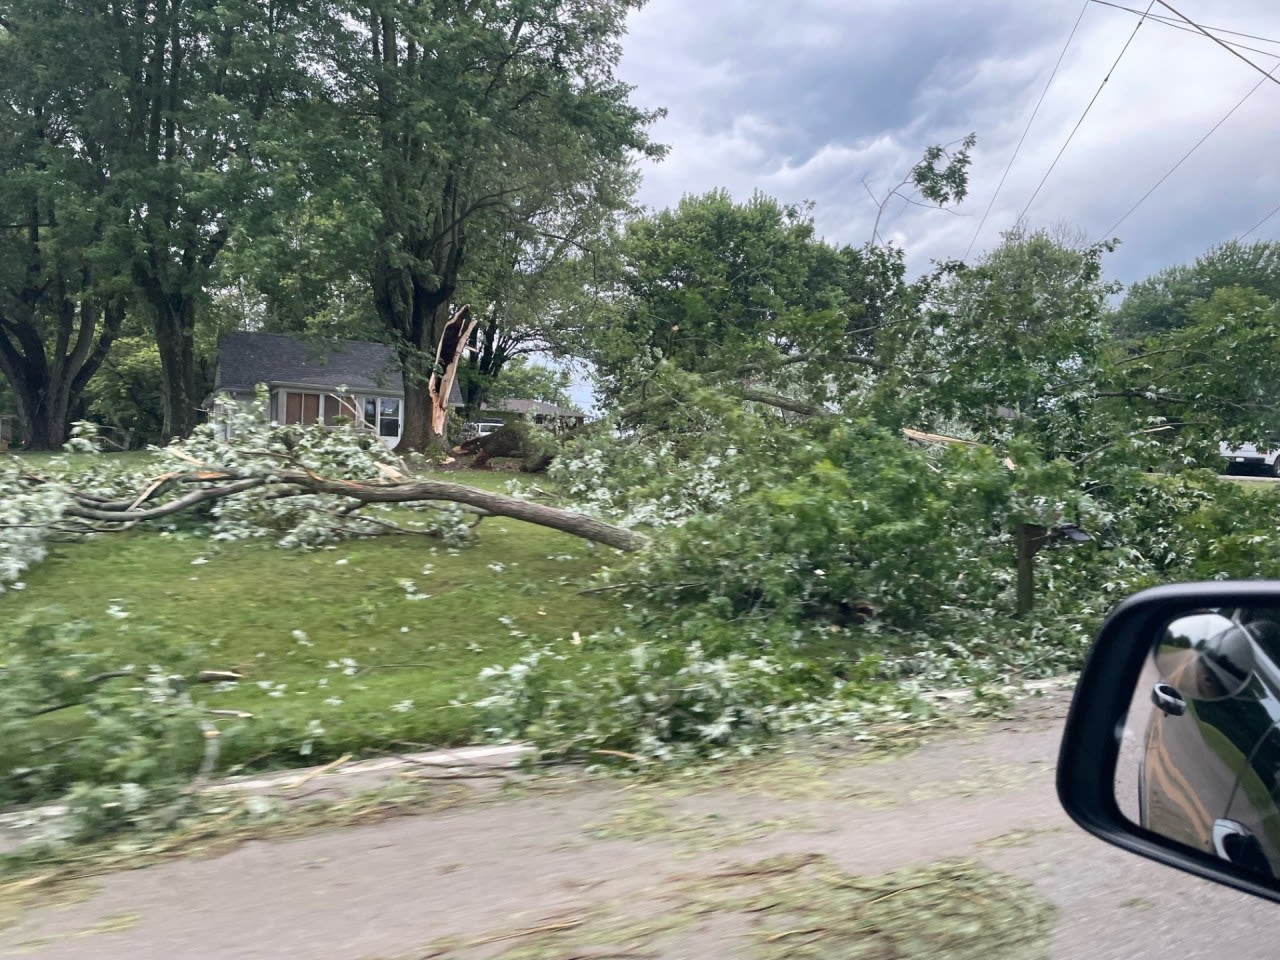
1058 581 1280 902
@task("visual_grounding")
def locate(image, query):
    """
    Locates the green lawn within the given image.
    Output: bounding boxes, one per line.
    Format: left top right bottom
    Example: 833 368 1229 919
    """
2 467 623 775
1221 474 1280 494
6 449 159 475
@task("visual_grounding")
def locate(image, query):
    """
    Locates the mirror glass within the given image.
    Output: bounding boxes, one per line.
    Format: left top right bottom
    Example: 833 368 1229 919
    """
1115 605 1280 880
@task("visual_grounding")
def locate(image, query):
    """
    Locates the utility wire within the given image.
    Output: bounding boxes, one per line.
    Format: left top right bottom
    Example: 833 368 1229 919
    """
1144 1 1280 245
1099 59 1280 240
1239 201 1280 242
963 1 1090 260
1153 0 1280 88
1017 0 1156 224
1090 0 1280 50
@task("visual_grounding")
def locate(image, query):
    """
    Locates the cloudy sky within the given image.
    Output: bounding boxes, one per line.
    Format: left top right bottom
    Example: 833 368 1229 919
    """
616 0 1280 286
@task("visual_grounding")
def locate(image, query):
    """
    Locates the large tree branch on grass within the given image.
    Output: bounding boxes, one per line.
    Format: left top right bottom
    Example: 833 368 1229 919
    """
64 477 269 521
50 470 647 552
272 472 645 551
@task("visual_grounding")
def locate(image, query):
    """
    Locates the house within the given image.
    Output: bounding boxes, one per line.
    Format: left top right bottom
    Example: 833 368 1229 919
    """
480 397 586 434
210 332 463 448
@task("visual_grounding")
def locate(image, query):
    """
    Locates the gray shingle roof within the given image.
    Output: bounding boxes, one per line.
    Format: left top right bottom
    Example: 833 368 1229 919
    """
215 332 463 405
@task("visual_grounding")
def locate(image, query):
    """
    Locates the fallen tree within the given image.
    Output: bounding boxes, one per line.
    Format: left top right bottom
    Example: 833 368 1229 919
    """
60 467 646 552
455 420 559 472
0 407 648 593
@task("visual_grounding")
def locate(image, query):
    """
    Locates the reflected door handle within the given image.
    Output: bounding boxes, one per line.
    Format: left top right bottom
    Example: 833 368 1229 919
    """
1152 682 1187 716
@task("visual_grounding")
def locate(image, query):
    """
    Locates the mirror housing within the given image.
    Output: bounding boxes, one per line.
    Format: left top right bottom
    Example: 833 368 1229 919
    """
1058 580 1280 904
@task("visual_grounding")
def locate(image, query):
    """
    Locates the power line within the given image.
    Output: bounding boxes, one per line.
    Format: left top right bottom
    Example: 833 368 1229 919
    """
1090 0 1280 50
1017 0 1156 224
963 1 1090 260
1099 60 1280 240
1239 201 1280 242
1153 0 1280 88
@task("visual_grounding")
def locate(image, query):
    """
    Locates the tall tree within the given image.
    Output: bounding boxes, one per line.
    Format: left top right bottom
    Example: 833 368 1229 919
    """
311 0 660 452
584 189 910 422
895 227 1120 458
457 168 631 413
0 6 127 448
1112 240 1280 338
485 356 572 407
0 0 313 440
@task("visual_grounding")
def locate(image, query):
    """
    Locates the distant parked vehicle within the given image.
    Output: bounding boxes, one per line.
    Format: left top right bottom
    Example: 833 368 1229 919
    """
1220 441 1280 477
460 420 505 441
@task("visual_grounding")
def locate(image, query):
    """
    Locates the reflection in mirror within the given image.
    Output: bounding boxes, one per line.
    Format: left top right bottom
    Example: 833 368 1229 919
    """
1115 606 1280 883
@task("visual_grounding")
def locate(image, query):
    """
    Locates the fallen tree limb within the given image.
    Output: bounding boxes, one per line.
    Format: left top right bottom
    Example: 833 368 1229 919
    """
64 477 269 522
195 670 244 684
44 468 647 553
28 670 137 717
900 427 980 446
738 388 833 417
268 471 646 551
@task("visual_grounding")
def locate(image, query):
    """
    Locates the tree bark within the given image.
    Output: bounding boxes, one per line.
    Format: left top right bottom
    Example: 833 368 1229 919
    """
279 472 646 551
0 298 124 450
151 293 199 441
398 375 435 453
58 468 647 552
428 305 476 437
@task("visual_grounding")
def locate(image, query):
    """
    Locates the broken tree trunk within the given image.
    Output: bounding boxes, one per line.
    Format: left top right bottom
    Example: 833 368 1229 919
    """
429 305 478 439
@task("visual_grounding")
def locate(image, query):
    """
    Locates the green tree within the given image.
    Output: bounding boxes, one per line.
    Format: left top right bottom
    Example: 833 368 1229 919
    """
214 196 384 340
305 0 660 452
0 0 317 441
81 334 166 449
1117 286 1280 449
485 356 572 407
1113 240 1280 338
895 228 1120 460
457 164 634 414
0 9 129 449
587 190 910 423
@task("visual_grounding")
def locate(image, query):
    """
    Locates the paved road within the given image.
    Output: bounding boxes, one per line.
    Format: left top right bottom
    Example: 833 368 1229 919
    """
5 697 1280 959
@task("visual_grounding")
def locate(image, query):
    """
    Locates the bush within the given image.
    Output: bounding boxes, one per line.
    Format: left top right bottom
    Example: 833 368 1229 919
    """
0 612 215 807
476 623 909 762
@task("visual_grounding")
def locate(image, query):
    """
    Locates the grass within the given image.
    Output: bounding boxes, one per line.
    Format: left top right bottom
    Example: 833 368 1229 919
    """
1 466 625 776
1222 473 1280 494
6 449 158 476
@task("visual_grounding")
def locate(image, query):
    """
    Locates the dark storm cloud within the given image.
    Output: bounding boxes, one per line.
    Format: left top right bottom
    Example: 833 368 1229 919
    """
619 0 1280 285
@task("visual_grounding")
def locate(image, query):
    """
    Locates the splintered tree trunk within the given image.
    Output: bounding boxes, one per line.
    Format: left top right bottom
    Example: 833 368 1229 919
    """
428 305 476 437
396 305 475 455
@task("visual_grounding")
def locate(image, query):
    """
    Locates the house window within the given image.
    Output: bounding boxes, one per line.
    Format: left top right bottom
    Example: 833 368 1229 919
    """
282 392 356 427
360 397 401 438
378 398 401 438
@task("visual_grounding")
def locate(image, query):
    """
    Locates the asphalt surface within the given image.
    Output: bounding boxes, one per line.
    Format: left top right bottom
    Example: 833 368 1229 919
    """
5 696 1280 959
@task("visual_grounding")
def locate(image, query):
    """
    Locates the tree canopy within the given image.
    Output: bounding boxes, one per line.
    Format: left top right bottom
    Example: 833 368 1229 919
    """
1112 239 1280 338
